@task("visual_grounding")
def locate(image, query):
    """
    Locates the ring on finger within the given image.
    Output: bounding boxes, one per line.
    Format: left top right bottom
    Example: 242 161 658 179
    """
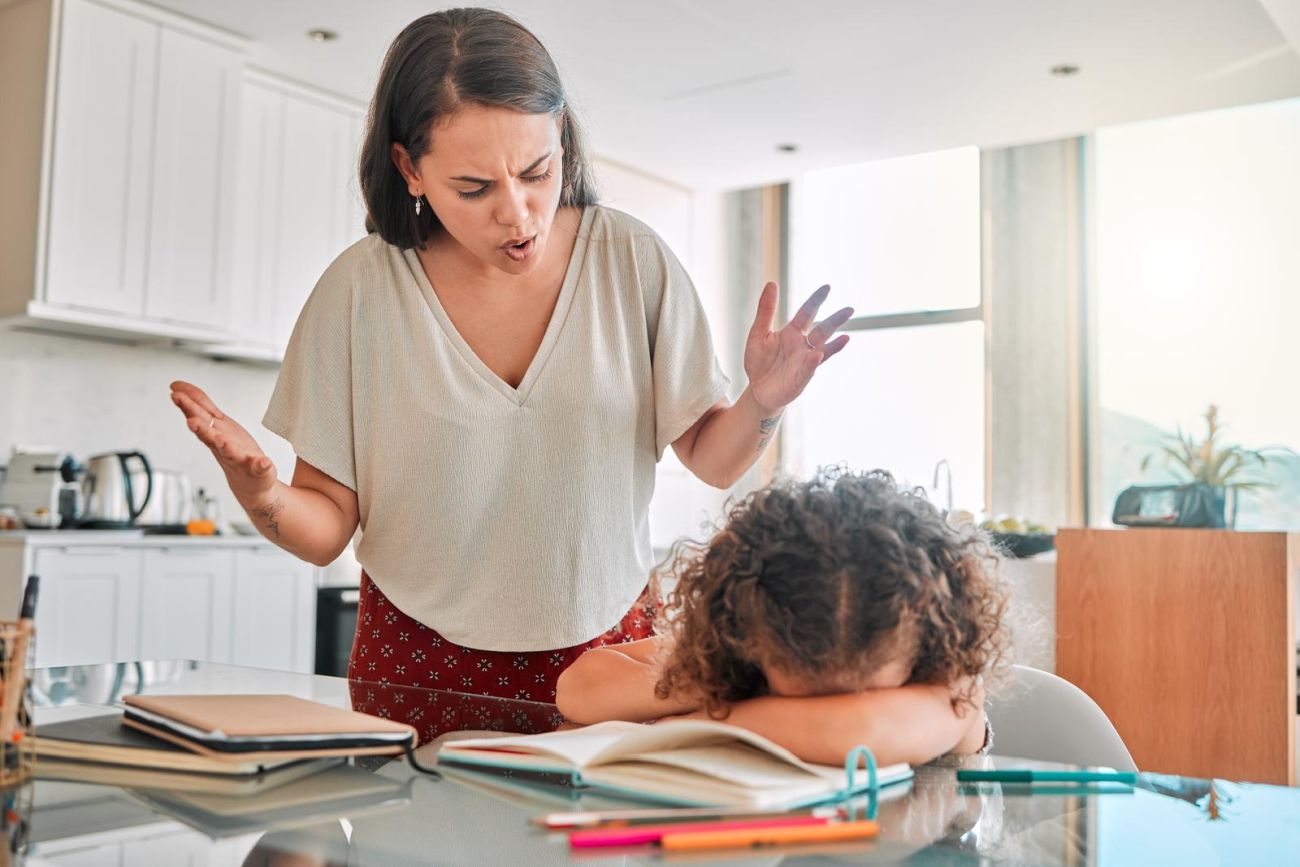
803 333 817 351
208 417 215 430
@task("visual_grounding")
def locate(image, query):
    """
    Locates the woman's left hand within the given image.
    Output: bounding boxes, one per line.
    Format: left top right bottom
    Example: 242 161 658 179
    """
744 282 853 414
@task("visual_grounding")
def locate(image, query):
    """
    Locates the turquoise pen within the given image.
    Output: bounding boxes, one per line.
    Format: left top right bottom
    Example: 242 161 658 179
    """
957 768 1138 784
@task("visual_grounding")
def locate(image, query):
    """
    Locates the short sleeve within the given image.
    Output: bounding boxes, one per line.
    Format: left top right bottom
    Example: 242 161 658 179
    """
261 267 357 491
636 232 731 457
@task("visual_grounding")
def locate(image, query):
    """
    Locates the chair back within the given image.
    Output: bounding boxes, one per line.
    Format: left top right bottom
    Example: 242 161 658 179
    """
986 665 1137 772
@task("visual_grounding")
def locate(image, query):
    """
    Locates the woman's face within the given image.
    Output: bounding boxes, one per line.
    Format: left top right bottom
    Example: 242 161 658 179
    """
395 104 565 276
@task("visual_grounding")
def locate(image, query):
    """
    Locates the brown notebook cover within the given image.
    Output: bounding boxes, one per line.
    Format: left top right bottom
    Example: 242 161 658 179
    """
120 694 416 762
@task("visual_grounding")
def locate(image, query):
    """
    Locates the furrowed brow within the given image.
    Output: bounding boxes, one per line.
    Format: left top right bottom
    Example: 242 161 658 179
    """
450 151 552 184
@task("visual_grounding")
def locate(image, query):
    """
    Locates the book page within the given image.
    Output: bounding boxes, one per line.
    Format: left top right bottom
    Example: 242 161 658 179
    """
439 720 646 768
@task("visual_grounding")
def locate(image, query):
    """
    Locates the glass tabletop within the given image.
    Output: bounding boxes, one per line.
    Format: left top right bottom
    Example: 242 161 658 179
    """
15 661 1300 865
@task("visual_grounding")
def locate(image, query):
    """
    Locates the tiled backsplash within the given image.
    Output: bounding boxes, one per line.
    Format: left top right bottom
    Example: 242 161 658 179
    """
0 330 292 536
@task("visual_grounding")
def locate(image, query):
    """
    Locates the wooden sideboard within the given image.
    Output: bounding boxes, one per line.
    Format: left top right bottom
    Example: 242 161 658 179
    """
1056 528 1298 785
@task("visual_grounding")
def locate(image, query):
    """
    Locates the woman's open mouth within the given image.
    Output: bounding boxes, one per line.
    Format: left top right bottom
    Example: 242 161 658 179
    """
501 235 537 262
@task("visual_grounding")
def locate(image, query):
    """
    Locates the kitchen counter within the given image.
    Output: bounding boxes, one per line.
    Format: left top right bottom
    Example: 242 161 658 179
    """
0 529 279 547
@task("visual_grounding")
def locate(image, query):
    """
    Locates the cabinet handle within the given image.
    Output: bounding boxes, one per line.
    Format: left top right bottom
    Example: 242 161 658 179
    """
57 547 123 556
161 547 216 555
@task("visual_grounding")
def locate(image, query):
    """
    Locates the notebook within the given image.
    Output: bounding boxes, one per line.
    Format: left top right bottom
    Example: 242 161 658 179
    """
35 754 344 797
437 720 913 809
120 694 417 761
36 712 308 775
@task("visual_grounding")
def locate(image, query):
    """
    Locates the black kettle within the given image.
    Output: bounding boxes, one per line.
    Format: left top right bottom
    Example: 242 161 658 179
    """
78 451 153 528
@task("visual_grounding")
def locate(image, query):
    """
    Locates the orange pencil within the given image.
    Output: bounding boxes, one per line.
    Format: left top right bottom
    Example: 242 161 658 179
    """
660 819 879 851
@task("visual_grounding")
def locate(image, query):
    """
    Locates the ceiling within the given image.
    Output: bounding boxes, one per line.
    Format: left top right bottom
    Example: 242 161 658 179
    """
142 0 1300 191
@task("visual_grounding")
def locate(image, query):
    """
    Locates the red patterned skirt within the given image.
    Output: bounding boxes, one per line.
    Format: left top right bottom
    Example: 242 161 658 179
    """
347 572 658 743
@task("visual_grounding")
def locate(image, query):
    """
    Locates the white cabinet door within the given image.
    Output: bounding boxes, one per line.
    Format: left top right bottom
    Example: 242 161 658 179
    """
228 79 284 346
143 26 241 330
230 548 316 673
33 547 143 667
44 0 157 316
272 95 363 350
140 548 235 664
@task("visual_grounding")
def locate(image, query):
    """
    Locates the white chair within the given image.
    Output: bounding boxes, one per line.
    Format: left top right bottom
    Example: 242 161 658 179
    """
985 665 1138 772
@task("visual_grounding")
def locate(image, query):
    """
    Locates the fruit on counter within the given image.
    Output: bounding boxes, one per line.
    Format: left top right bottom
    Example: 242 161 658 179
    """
979 514 1054 535
186 518 217 536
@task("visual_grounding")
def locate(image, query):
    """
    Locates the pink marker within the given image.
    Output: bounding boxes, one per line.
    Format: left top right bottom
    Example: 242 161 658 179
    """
569 815 831 849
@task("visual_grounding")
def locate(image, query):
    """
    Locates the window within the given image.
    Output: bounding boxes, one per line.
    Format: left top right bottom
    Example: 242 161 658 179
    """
1092 98 1300 529
788 147 985 511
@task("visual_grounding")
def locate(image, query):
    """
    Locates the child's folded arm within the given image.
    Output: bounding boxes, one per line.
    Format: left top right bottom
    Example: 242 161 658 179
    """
555 640 699 724
693 681 986 768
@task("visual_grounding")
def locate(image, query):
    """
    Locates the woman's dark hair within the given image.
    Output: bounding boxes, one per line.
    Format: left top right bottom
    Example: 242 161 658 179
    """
654 468 1011 716
359 8 599 249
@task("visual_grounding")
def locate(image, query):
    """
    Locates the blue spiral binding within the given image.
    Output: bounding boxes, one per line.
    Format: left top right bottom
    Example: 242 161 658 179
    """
842 745 880 821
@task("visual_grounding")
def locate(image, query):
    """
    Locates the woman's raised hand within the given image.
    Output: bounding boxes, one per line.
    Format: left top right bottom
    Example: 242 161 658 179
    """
743 282 852 414
170 381 277 506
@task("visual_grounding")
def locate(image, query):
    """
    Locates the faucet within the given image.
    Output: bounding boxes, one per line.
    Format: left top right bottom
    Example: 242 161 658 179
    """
932 459 953 516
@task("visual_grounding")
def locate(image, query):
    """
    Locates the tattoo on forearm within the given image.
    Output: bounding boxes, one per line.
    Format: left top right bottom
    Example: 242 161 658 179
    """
757 415 781 452
252 497 285 538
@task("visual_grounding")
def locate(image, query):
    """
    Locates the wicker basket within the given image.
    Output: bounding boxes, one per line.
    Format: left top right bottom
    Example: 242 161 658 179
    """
0 620 34 789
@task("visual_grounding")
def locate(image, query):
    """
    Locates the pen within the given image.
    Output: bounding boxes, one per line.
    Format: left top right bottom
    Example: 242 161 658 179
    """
536 804 844 830
569 815 830 849
956 768 1138 784
660 819 879 851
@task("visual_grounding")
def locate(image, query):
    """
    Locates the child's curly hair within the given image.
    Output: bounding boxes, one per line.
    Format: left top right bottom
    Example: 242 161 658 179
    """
654 468 1010 717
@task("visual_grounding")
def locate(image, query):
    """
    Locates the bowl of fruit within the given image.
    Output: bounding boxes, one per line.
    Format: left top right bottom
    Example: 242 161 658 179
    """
979 515 1056 558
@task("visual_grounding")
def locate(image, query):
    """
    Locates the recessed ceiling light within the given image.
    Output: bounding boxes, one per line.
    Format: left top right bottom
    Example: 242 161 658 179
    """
307 28 338 43
1050 64 1080 77
776 143 798 153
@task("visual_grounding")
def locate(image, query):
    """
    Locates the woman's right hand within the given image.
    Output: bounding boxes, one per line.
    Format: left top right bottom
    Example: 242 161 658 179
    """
170 380 278 506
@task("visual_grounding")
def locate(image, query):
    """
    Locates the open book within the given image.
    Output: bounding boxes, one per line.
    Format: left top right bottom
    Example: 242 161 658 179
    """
437 720 912 809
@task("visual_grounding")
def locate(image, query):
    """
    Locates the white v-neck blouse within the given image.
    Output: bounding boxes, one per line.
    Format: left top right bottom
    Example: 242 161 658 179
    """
263 206 730 651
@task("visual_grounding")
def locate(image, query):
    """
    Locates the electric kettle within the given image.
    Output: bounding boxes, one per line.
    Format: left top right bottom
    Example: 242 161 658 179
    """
79 451 153 528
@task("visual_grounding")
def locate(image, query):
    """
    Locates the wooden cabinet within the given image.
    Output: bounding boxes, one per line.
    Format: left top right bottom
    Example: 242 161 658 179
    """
225 72 366 358
1057 528 1298 785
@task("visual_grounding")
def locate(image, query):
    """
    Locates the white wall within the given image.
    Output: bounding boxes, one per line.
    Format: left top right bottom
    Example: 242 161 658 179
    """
0 330 291 535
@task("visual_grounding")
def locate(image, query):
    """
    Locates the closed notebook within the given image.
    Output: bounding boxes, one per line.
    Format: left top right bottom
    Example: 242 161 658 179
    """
120 694 417 762
36 712 306 776
437 720 913 810
35 754 344 797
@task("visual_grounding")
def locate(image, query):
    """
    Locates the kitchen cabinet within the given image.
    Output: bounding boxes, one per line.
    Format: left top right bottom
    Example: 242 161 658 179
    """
0 535 318 673
31 546 143 668
140 548 235 667
223 72 367 359
0 0 246 343
230 547 317 673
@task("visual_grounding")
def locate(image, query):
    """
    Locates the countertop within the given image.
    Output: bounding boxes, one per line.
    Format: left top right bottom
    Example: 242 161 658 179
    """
0 528 279 547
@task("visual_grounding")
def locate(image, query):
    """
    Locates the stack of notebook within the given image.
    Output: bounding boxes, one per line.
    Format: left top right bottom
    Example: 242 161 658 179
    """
36 693 418 796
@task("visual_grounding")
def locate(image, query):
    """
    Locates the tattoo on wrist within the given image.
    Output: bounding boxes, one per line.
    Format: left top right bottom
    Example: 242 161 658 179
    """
757 415 781 452
252 497 285 538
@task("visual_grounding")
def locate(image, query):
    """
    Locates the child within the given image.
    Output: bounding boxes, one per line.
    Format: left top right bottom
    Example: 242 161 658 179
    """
556 468 1011 767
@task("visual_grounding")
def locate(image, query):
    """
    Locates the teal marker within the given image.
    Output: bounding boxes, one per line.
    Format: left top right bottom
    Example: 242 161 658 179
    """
957 768 1138 785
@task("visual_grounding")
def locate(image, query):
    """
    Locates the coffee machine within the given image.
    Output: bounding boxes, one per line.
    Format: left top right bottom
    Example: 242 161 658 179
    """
0 448 83 528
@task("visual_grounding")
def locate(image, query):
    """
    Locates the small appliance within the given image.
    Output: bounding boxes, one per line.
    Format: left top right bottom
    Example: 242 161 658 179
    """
78 450 153 529
0 448 83 528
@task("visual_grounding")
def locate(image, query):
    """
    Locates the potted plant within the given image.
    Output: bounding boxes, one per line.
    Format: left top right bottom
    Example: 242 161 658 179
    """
1139 405 1282 528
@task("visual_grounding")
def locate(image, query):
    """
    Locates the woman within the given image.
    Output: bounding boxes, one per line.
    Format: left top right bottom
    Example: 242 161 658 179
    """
170 8 852 717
